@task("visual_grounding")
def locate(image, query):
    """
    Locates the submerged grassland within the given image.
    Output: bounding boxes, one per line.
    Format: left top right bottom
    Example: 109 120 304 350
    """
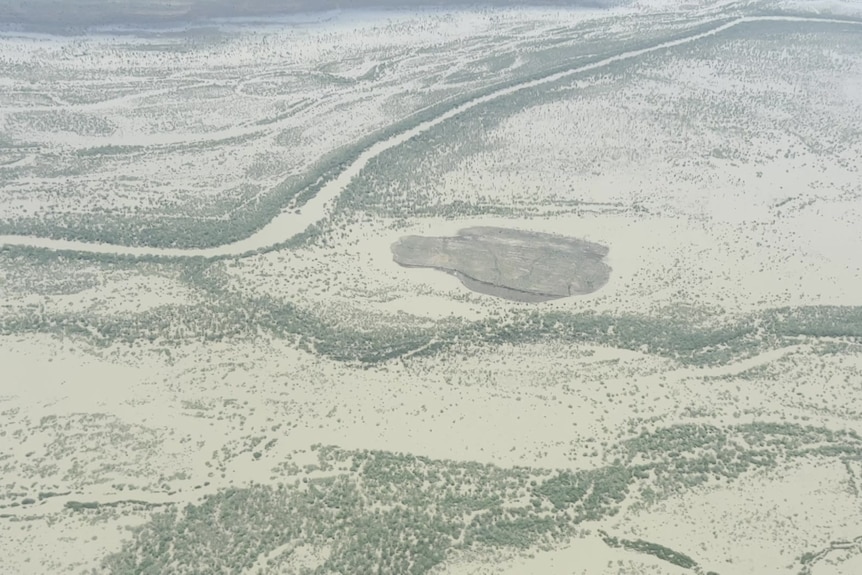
2 3 862 574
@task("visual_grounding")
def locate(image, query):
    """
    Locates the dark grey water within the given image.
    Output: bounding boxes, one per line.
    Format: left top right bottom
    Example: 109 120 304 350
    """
392 226 611 302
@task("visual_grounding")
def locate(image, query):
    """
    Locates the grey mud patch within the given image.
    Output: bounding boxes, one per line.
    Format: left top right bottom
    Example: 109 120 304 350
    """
391 226 611 302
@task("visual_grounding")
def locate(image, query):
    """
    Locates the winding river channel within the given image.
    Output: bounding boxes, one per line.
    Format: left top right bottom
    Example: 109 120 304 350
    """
0 15 857 259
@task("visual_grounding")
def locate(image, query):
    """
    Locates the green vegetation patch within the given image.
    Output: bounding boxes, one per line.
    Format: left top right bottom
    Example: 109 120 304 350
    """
101 423 862 574
5 256 862 367
600 530 699 570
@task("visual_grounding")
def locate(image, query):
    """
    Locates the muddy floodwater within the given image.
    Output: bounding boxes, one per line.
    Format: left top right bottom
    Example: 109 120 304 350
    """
391 226 611 302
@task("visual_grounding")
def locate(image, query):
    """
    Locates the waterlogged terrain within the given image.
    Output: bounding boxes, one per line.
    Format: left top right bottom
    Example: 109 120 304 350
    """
2 1 862 574
392 227 611 301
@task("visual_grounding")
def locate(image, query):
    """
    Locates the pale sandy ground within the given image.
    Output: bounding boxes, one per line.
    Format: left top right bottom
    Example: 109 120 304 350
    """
2 13 858 257
618 459 862 574
434 534 692 575
0 6 618 246
11 274 198 314
1 4 861 574
220 201 862 328
4 120 860 575
778 0 862 17
0 511 146 575
215 12 862 317
815 554 862 575
1 323 860 572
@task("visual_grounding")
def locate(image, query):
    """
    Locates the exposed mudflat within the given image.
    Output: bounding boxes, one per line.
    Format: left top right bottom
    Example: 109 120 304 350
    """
391 226 611 302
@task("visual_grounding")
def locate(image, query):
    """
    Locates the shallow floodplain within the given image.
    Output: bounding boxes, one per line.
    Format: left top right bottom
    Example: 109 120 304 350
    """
2 3 862 575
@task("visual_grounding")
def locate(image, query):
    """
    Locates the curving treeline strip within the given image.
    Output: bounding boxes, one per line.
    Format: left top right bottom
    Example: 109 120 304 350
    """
1 14 860 260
